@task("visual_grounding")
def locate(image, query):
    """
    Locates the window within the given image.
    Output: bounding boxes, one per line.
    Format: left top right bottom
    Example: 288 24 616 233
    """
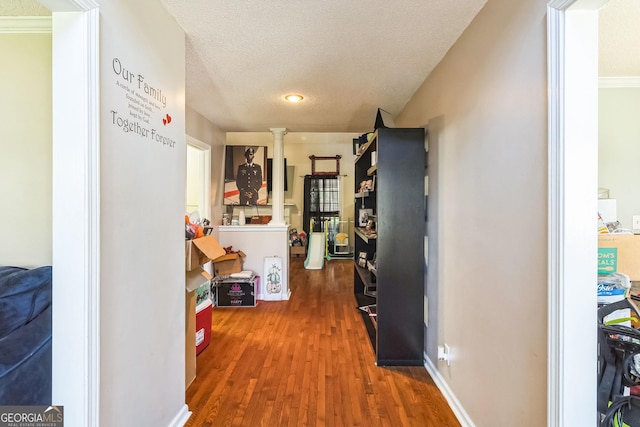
303 175 340 233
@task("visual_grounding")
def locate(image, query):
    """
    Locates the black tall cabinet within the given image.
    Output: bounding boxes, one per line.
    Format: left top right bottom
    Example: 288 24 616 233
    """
353 128 425 366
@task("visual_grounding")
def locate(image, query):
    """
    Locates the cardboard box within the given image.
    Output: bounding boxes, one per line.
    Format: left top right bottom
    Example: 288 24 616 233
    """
185 235 226 271
212 251 246 276
185 268 212 389
290 246 306 257
185 289 196 389
186 268 212 292
598 234 640 280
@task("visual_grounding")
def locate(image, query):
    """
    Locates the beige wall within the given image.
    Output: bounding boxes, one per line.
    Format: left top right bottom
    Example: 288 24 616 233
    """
186 105 226 226
0 33 52 268
396 0 548 425
225 132 357 234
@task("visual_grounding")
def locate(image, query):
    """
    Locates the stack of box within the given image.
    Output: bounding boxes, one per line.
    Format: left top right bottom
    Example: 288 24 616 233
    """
597 235 637 326
184 235 226 388
211 250 246 277
598 235 640 280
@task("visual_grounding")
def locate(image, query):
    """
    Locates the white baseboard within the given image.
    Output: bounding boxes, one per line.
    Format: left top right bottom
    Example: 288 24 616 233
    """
167 404 191 427
258 289 291 301
423 353 475 427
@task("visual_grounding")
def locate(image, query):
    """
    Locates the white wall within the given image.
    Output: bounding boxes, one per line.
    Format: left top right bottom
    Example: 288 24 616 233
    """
186 106 226 228
225 132 357 234
396 0 548 425
0 33 52 268
599 87 640 229
97 1 187 425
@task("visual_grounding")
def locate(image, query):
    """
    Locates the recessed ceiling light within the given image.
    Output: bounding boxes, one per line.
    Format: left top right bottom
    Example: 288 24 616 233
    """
284 94 303 103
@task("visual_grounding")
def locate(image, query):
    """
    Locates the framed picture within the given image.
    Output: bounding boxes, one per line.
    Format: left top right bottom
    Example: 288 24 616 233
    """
358 208 373 227
358 251 367 268
223 145 268 205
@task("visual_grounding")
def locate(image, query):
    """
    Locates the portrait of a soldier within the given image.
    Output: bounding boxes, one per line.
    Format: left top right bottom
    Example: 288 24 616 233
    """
236 147 263 205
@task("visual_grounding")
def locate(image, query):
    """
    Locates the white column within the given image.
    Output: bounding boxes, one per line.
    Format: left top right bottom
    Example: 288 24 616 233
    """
269 127 287 225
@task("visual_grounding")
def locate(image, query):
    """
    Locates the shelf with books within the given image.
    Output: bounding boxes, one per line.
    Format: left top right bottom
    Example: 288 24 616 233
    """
352 127 425 366
355 227 377 243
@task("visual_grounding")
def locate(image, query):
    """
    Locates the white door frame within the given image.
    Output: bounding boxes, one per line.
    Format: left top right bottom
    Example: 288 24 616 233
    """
42 0 101 425
547 1 605 425
41 0 610 425
186 135 212 221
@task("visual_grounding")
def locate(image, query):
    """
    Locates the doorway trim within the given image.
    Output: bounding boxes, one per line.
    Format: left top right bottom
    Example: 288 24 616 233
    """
547 0 605 425
186 135 212 221
44 0 100 425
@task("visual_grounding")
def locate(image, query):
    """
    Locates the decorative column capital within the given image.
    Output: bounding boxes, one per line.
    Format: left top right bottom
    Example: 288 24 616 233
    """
269 127 288 137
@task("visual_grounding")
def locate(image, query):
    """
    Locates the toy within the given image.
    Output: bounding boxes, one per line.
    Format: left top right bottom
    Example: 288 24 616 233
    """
289 228 303 246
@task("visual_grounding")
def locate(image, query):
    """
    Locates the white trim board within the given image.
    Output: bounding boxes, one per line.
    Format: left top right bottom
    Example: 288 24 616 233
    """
0 16 51 33
186 135 212 222
423 355 475 427
547 0 602 426
167 404 191 427
50 3 101 427
599 76 640 88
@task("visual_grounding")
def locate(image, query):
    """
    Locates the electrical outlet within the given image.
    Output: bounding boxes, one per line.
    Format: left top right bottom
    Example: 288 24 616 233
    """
633 215 640 230
444 344 451 366
437 344 451 366
437 345 446 361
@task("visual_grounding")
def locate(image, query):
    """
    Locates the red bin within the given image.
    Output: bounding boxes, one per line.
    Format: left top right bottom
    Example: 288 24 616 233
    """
195 299 212 355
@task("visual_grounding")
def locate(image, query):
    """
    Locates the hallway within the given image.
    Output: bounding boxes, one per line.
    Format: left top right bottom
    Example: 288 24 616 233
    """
185 258 459 426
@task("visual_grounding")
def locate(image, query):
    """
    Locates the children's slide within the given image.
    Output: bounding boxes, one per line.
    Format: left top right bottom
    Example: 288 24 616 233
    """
304 230 325 270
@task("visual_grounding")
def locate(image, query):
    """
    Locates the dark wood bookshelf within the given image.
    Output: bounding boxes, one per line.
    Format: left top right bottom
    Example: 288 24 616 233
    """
353 128 425 366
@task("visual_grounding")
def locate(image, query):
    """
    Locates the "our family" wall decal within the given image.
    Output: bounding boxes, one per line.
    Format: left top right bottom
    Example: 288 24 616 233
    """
108 57 176 148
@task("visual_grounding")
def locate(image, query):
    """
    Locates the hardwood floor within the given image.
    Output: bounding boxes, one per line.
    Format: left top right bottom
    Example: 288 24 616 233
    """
185 257 460 427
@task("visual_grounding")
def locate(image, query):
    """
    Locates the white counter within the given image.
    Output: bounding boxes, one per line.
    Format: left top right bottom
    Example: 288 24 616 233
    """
217 224 290 301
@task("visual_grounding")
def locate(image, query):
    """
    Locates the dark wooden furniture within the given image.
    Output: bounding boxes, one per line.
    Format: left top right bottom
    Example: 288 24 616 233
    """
353 128 425 366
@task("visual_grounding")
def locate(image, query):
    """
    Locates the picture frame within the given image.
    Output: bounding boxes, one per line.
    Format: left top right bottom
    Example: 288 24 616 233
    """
358 208 373 227
358 251 367 268
223 145 268 205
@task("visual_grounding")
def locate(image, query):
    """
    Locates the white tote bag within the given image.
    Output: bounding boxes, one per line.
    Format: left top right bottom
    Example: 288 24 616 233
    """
263 256 283 300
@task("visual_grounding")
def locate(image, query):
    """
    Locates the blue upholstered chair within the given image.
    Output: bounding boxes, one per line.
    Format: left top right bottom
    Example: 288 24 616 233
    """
0 266 52 405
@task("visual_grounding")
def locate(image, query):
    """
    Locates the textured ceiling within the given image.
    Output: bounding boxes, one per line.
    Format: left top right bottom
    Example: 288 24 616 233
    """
156 0 640 132
5 0 640 133
599 0 640 77
160 0 488 133
0 0 49 16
